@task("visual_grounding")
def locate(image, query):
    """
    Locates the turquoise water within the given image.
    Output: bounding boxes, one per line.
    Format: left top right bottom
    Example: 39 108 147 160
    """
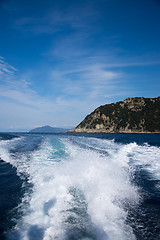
0 133 160 240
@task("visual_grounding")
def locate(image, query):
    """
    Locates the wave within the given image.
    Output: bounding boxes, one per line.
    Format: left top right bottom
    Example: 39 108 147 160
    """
0 135 159 239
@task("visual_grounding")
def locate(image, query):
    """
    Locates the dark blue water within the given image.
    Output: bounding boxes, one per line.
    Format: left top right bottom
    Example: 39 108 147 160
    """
0 133 42 239
0 132 160 240
69 132 160 147
0 159 23 240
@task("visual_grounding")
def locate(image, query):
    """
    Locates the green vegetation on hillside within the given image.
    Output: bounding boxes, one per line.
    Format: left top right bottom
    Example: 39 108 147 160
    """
74 97 160 133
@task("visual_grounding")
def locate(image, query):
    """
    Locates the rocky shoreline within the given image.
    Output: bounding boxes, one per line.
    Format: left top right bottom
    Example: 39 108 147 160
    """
70 97 160 133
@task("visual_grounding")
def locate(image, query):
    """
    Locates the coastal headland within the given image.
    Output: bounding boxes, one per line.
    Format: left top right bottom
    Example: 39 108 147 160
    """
70 97 160 133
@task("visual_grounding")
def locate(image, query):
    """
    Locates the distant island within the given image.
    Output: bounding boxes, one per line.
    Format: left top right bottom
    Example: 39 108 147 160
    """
29 125 69 133
70 97 160 133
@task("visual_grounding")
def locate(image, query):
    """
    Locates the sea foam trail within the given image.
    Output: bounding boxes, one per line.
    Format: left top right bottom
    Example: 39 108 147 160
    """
131 144 160 182
1 135 160 240
3 135 160 239
0 136 142 240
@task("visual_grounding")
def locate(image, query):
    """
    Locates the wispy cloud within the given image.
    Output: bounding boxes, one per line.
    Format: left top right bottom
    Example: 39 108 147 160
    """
14 1 98 35
0 58 57 128
0 57 131 130
0 56 17 75
51 63 123 98
0 60 55 111
1 0 159 131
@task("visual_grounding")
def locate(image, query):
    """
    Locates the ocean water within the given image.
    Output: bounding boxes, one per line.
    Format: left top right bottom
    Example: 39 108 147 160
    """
0 133 160 240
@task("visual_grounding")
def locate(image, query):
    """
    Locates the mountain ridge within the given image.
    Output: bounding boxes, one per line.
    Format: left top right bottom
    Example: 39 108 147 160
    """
29 125 69 133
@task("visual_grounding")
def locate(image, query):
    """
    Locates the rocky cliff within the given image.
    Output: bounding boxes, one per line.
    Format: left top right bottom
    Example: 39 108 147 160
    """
71 97 160 133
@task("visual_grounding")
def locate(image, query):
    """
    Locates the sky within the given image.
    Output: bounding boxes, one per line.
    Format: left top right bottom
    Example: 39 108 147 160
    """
0 0 160 131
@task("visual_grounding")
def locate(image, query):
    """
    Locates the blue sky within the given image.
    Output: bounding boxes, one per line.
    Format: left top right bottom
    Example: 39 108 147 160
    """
0 0 160 131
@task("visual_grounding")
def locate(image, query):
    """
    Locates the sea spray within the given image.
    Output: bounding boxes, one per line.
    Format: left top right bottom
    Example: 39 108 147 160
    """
7 136 139 239
0 134 159 239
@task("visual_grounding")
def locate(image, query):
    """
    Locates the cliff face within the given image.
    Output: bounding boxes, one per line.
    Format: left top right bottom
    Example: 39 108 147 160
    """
71 97 160 133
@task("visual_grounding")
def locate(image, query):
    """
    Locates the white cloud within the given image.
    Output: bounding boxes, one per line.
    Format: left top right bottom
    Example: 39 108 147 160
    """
0 56 136 131
14 2 98 35
50 60 124 99
0 58 94 129
0 58 17 76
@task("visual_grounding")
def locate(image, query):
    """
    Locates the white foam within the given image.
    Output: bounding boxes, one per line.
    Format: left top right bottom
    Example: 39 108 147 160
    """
129 143 160 183
3 136 141 239
3 136 159 239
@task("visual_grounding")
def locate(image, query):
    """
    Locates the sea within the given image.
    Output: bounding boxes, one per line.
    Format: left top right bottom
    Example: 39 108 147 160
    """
0 132 160 240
